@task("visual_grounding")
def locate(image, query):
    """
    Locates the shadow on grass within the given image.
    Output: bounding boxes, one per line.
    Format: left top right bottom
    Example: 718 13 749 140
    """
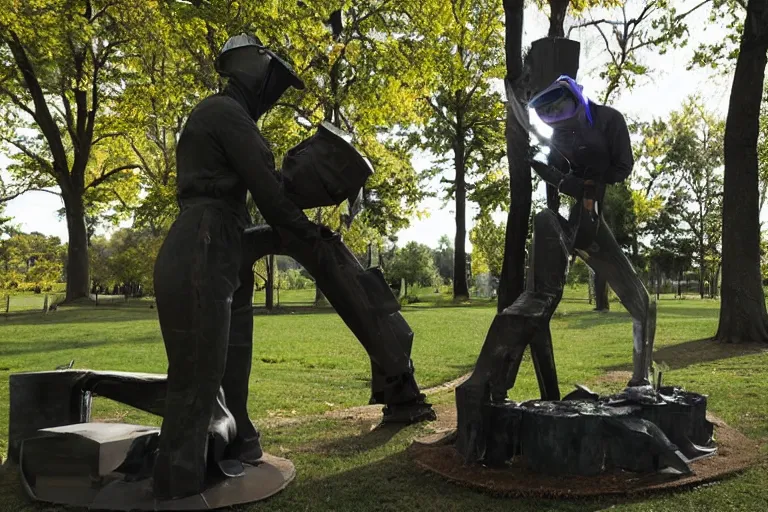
605 338 768 373
1 306 158 326
0 334 163 357
255 450 666 512
310 423 409 457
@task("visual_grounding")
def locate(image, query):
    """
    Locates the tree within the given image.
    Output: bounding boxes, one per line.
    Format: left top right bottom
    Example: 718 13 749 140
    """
412 0 507 300
663 99 724 298
433 234 455 284
567 0 712 309
0 1 165 301
497 0 530 312
0 230 65 291
88 227 163 295
570 0 713 104
469 213 506 279
386 241 439 296
716 0 768 343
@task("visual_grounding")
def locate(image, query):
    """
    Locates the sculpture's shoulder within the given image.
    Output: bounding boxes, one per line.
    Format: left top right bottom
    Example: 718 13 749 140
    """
188 95 246 125
592 104 627 128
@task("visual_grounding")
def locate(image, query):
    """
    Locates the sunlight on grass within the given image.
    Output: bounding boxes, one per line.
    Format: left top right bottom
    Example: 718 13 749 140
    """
1 290 766 511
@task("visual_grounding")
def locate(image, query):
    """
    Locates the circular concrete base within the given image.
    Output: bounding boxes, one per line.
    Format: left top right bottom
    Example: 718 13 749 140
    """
23 453 295 510
409 414 763 498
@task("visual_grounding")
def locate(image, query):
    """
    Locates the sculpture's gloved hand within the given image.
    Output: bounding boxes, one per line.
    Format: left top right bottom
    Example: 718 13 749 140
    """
528 159 564 187
558 173 584 198
318 224 341 243
273 222 340 253
582 178 606 202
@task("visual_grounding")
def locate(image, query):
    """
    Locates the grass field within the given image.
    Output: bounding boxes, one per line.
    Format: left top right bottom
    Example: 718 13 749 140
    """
1 287 767 511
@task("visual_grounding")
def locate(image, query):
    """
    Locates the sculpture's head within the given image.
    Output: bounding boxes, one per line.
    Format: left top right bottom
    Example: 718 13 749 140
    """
529 75 593 128
215 33 305 120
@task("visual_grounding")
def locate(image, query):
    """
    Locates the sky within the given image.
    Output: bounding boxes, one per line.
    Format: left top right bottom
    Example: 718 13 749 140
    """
1 1 739 248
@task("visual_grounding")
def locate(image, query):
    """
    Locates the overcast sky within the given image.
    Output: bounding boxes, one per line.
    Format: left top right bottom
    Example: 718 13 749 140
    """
2 1 740 248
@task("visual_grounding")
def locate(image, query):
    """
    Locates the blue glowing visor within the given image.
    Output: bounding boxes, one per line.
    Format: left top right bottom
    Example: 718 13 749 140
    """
529 75 593 125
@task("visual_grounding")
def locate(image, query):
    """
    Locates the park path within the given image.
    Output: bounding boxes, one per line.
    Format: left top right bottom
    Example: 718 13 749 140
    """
260 372 471 429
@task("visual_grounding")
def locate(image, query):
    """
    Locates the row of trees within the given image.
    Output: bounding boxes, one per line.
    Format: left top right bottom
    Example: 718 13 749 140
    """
0 0 705 303
0 0 766 344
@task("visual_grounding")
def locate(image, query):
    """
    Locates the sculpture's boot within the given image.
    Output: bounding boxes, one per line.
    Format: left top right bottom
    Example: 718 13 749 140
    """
208 388 244 477
455 313 531 463
222 263 264 464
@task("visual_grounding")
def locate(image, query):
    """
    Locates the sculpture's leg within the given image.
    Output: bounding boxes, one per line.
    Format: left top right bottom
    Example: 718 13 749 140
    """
455 313 532 462
152 209 241 499
292 237 430 417
456 209 571 462
575 216 654 387
243 226 433 422
220 250 266 464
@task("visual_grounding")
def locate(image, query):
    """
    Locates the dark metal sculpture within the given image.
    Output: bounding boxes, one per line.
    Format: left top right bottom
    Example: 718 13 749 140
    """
150 32 433 501
8 370 295 510
9 32 433 508
238 120 435 422
453 67 714 474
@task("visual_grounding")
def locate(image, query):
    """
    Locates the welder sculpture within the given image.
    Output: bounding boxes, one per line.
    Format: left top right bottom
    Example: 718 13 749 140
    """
8 118 435 510
452 36 717 477
9 31 436 510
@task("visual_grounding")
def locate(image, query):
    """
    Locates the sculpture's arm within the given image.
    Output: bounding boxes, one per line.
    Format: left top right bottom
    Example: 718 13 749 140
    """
529 159 585 199
213 100 317 239
603 109 634 185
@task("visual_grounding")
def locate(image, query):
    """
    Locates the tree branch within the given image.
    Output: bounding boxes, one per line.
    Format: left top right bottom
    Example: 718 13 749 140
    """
92 132 124 145
425 97 457 129
0 185 61 203
3 32 69 175
0 136 54 174
85 164 139 190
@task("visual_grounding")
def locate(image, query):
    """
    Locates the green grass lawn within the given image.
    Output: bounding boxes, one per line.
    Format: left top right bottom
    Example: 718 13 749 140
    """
0 287 767 511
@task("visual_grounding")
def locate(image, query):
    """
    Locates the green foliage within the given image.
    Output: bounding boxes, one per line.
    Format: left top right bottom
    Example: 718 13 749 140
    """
433 235 454 284
89 228 164 294
566 256 591 287
568 0 714 103
469 213 505 279
277 268 313 291
602 183 636 250
689 0 745 71
0 230 65 290
633 96 724 281
386 241 440 294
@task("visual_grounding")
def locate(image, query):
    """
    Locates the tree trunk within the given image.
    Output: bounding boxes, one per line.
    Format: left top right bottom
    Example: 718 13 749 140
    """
265 254 275 311
498 0 530 312
63 190 89 302
713 262 721 299
699 250 705 300
594 272 610 311
655 266 661 301
453 136 470 299
548 0 570 38
715 0 768 343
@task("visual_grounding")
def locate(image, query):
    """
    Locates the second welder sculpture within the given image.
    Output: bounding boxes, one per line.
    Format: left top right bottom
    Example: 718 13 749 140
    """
455 76 657 463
